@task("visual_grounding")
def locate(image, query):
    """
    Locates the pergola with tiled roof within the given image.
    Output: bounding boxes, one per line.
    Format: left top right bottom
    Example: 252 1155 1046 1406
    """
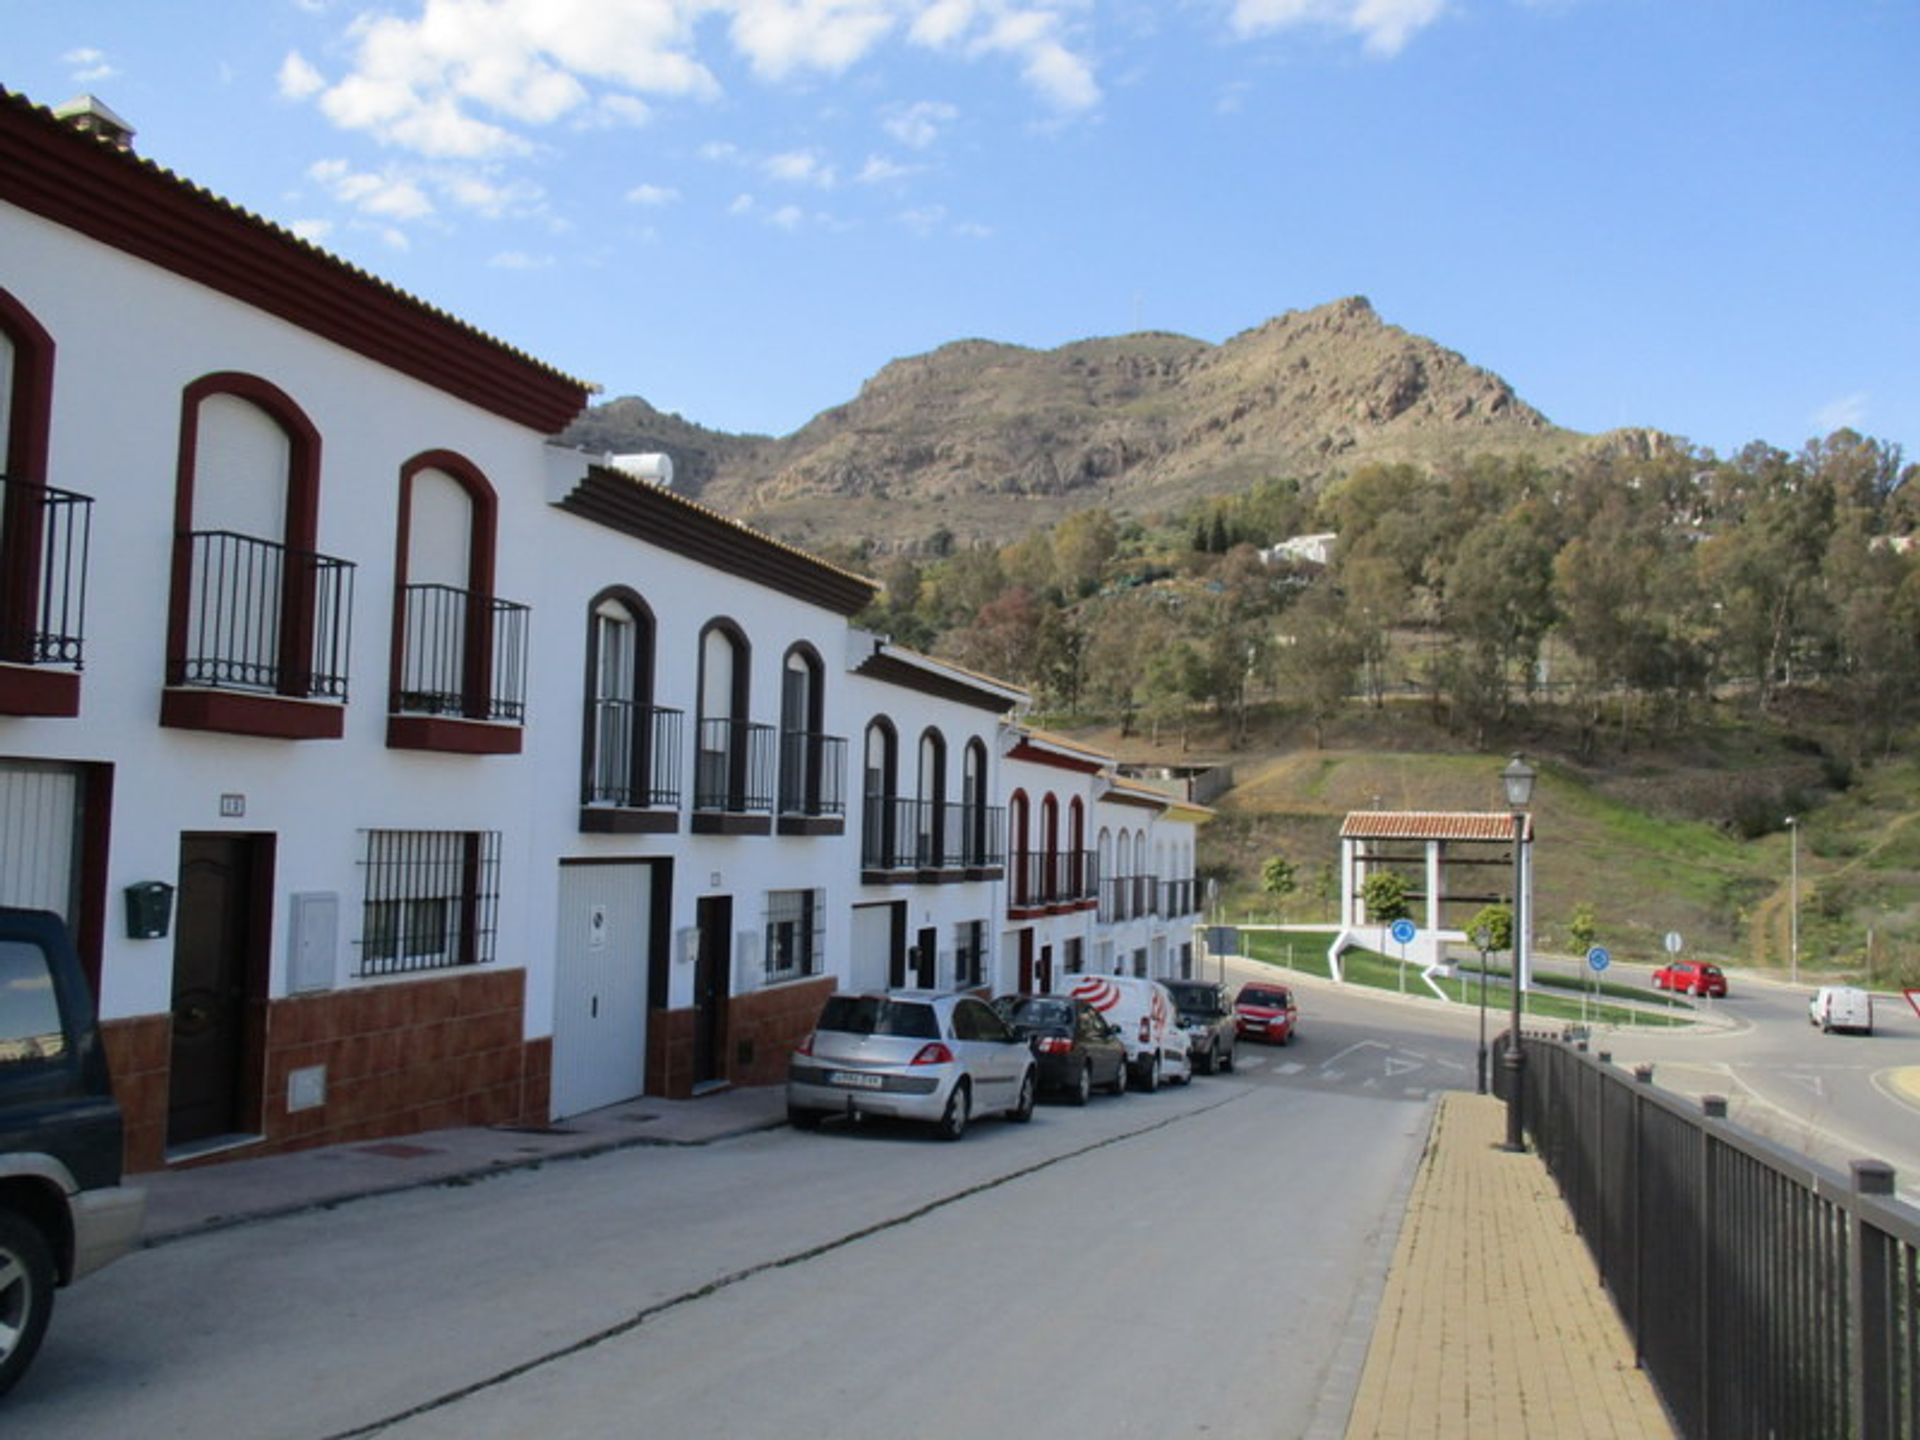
1333 809 1534 981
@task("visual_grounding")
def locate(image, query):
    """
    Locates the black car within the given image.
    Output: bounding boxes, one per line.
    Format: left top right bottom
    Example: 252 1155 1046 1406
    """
1 908 146 1395
990 995 1129 1105
1159 978 1238 1074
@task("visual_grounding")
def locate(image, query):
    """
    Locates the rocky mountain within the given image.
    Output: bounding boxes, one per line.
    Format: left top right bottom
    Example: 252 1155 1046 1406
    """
563 297 1606 552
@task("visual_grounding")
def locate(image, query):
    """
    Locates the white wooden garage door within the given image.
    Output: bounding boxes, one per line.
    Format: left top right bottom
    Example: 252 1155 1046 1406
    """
551 862 652 1121
0 760 79 918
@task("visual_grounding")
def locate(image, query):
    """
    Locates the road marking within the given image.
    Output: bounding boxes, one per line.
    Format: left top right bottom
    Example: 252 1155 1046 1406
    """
1237 1054 1269 1070
1383 1056 1422 1078
1783 1072 1827 1100
1276 1061 1305 1076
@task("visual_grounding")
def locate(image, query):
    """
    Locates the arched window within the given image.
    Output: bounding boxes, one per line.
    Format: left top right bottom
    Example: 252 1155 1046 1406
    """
0 288 89 715
1098 827 1114 921
961 738 989 866
916 729 947 866
582 587 667 811
1069 797 1086 899
390 450 512 717
1009 790 1031 906
694 619 761 814
778 644 830 819
1041 794 1061 902
163 373 352 738
863 718 899 868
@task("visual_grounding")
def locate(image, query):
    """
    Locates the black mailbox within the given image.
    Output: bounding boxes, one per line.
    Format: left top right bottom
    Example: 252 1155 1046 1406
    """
125 881 175 939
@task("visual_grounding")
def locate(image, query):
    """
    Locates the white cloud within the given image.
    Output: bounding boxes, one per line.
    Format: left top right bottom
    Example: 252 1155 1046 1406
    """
63 47 118 83
1814 392 1870 434
883 99 958 149
765 147 837 187
897 203 947 235
378 226 411 250
626 182 681 205
701 140 743 163
308 157 435 219
856 154 921 183
729 192 757 215
279 51 327 100
440 169 545 217
1227 0 1445 57
288 218 335 243
769 203 807 230
287 1 1100 159
487 249 555 268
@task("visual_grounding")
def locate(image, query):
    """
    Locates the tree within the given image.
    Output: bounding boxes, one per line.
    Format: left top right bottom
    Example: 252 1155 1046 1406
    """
1465 902 1513 955
1361 870 1411 923
1568 903 1597 956
1260 856 1297 916
1052 508 1119 597
1276 580 1362 747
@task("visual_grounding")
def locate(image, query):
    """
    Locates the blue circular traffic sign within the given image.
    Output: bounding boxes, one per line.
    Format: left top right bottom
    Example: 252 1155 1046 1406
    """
1587 946 1611 973
1390 918 1417 945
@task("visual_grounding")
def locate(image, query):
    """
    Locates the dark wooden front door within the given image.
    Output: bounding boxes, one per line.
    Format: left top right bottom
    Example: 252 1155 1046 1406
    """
693 895 732 1086
1017 928 1035 993
915 926 938 988
168 834 263 1146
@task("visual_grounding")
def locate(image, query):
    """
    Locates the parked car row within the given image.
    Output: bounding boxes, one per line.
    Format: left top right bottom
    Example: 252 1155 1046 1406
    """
786 974 1304 1140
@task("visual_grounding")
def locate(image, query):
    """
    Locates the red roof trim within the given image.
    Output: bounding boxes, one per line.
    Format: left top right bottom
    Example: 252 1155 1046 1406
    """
1 91 591 434
1006 739 1104 774
1339 812 1533 842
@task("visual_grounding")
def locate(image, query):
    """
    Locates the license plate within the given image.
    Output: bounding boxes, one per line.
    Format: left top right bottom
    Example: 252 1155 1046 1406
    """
829 1070 883 1089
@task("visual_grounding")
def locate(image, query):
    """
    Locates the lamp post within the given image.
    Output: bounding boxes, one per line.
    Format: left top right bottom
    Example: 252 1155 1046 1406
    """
1785 816 1799 985
1472 924 1493 1095
1501 754 1535 1153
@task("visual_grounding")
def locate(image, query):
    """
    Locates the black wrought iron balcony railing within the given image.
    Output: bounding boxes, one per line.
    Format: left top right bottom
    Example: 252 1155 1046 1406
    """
1009 849 1099 909
693 717 775 813
1100 874 1158 922
585 701 683 809
1161 877 1199 918
395 582 527 722
171 530 354 699
0 474 92 669
777 730 847 817
861 798 1006 873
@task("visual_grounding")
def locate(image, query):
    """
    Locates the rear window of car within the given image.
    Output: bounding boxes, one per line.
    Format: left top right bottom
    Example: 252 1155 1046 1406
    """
817 996 940 1039
999 998 1073 1028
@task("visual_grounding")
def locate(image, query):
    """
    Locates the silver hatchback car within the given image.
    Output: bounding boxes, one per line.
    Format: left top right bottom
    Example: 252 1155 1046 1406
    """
787 990 1038 1140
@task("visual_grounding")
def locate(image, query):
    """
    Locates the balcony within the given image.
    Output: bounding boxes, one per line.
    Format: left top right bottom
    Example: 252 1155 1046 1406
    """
1100 874 1161 923
581 702 683 833
388 583 528 754
861 799 1005 881
1161 877 1199 918
777 730 847 836
692 716 775 834
1009 849 1099 916
0 474 92 717
161 529 354 740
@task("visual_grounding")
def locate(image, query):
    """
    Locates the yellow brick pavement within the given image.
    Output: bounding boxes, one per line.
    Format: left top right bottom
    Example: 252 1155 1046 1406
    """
1344 1093 1674 1440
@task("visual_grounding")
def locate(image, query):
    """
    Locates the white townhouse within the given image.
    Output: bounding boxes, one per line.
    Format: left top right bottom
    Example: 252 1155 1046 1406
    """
0 89 1208 1173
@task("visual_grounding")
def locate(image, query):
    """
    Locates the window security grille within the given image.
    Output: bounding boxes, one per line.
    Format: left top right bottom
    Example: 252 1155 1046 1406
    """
764 888 823 981
953 919 985 988
358 829 499 976
1063 936 1084 975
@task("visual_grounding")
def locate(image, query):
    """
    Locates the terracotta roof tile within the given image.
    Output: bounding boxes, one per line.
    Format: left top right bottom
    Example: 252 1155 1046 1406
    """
1339 812 1533 842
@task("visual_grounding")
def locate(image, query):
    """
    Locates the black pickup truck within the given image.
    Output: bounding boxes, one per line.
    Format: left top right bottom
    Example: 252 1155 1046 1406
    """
1160 977 1239 1075
1 907 145 1396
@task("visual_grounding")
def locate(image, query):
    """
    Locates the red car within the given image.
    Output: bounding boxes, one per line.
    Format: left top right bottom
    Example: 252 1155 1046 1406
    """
1234 981 1298 1045
1652 960 1727 997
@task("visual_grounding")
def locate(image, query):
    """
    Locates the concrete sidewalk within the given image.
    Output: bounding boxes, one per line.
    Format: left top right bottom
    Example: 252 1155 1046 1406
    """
134 1084 1674 1438
1344 1092 1674 1439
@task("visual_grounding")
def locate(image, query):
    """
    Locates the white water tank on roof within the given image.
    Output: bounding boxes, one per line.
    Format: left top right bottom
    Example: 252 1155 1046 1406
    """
609 452 674 487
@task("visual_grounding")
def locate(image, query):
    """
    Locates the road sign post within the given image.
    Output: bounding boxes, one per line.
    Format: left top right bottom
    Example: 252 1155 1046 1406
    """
1390 918 1416 995
1586 946 1610 1029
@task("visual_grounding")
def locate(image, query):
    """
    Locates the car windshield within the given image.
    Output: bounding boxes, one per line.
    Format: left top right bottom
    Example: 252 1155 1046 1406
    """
1239 990 1285 1007
1168 987 1222 1014
997 998 1073 1028
816 996 941 1039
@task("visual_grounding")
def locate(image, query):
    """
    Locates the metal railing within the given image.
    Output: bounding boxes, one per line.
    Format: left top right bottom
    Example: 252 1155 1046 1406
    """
693 716 774 813
0 474 92 668
1161 877 1199 917
862 798 1005 872
1009 849 1098 908
395 583 526 722
172 530 354 698
1100 874 1161 922
1504 1034 1920 1439
584 701 682 808
777 730 847 818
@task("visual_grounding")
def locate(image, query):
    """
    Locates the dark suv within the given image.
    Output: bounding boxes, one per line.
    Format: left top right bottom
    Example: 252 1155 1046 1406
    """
1 908 145 1395
1159 978 1238 1075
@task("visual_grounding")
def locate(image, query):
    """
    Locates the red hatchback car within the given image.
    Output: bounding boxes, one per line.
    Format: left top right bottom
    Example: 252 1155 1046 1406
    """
1652 960 1728 997
1233 982 1299 1045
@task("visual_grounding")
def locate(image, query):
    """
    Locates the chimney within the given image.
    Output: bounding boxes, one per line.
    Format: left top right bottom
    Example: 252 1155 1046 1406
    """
53 94 136 151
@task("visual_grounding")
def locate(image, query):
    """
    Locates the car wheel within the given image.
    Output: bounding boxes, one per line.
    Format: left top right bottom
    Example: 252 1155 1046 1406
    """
1069 1061 1092 1107
1010 1069 1037 1123
1221 1042 1236 1074
0 1209 56 1398
787 1105 825 1131
1106 1056 1129 1095
934 1080 971 1141
1138 1056 1160 1093
1278 1027 1292 1047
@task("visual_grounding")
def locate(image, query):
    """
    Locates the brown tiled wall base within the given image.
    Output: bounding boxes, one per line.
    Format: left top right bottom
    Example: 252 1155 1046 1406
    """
646 976 834 1097
104 970 551 1173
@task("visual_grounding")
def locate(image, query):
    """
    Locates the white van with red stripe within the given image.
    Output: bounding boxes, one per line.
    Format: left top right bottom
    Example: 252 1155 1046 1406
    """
1063 974 1193 1092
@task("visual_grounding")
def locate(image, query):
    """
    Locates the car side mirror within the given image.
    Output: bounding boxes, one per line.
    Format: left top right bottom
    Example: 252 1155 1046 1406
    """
1106 1023 1122 1039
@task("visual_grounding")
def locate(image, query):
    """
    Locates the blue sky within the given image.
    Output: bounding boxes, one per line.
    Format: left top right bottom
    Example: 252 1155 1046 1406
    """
7 1 1916 460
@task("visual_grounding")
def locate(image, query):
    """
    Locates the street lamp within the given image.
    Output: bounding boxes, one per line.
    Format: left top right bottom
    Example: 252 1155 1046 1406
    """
1785 816 1799 986
1472 924 1493 1095
1501 754 1535 1153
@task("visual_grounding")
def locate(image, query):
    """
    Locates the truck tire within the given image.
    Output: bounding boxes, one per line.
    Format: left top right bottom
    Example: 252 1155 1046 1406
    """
0 1209 56 1397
